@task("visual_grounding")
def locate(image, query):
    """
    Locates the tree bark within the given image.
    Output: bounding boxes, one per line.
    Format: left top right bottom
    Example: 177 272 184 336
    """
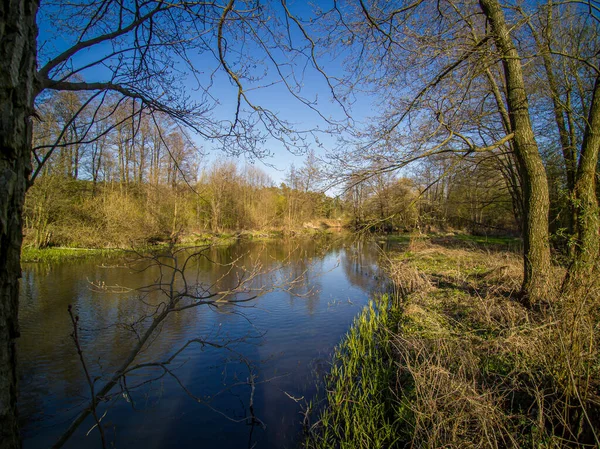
567 74 600 281
479 0 551 302
0 1 39 448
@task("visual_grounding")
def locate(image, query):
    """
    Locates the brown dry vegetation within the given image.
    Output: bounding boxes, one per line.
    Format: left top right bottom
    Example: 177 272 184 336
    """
22 168 344 250
309 235 600 448
388 236 600 447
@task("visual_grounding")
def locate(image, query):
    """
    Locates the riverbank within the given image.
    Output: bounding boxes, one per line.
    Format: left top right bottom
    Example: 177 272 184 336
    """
306 236 600 448
21 247 126 263
21 230 519 264
21 227 343 263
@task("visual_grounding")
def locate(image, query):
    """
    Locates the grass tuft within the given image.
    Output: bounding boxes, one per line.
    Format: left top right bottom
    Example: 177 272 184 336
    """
305 296 407 449
21 246 125 263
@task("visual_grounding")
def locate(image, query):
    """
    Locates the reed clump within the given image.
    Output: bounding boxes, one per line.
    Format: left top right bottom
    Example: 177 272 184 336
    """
305 296 407 449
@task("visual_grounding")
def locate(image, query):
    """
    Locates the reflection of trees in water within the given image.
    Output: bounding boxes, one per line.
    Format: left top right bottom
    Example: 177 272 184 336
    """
340 239 382 295
278 246 323 316
18 259 214 432
19 239 341 384
17 236 380 446
194 238 341 317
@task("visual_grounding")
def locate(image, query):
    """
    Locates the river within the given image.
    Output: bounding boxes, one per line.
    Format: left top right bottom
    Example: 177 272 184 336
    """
18 236 388 449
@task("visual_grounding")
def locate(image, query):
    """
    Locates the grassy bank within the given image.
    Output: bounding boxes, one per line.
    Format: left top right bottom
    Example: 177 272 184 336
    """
308 236 600 448
21 247 126 263
21 227 342 263
383 232 522 251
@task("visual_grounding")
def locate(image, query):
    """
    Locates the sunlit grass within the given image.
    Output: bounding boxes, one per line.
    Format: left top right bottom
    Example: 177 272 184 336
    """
305 295 409 449
21 246 124 263
307 237 600 448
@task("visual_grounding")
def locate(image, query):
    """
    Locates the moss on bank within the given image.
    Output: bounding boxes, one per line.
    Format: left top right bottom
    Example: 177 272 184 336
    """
21 247 126 263
383 232 522 251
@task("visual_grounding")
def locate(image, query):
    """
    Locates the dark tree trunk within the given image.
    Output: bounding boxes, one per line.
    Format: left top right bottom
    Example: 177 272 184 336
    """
0 1 38 448
567 74 600 282
479 0 551 302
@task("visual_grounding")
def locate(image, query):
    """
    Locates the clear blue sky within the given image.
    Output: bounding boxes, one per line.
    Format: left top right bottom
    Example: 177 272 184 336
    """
36 0 378 187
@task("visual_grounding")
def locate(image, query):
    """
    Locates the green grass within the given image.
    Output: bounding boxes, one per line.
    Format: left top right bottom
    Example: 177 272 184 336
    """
21 246 125 263
381 234 412 243
306 296 409 449
379 233 522 255
452 233 521 248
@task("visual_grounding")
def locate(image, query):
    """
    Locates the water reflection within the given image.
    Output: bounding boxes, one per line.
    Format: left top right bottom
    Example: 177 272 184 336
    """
19 236 384 449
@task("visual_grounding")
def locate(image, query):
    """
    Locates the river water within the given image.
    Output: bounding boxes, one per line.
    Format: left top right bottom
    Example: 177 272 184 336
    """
18 236 387 449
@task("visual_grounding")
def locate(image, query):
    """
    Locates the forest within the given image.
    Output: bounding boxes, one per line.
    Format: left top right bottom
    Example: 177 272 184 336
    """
25 90 520 249
1 0 600 448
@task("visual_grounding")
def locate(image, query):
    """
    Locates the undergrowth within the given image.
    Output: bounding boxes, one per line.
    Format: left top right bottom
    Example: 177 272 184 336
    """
307 235 600 448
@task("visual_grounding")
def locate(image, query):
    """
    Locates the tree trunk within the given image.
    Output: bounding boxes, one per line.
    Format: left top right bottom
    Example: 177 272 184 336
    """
0 1 39 448
479 0 551 302
567 74 600 282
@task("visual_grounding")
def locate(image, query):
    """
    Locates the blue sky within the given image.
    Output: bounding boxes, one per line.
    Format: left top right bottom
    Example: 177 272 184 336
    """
184 0 376 184
36 0 379 186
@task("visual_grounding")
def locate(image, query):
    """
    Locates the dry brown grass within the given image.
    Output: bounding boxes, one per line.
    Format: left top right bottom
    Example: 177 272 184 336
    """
392 334 517 448
386 259 432 300
387 235 600 448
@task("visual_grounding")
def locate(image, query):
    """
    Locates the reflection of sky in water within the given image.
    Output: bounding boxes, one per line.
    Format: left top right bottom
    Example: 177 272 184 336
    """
18 238 385 449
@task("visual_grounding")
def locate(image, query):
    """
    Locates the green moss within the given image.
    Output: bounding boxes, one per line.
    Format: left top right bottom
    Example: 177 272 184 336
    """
482 353 515 377
383 234 412 243
453 233 522 249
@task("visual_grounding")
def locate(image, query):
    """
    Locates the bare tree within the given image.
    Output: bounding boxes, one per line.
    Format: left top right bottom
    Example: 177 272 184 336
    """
319 0 599 301
1 1 346 447
478 0 551 301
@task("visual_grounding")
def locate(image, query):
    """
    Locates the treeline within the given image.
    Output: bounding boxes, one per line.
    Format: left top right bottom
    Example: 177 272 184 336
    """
26 91 348 248
26 90 523 249
32 91 199 187
344 144 595 242
24 160 345 249
344 155 518 235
